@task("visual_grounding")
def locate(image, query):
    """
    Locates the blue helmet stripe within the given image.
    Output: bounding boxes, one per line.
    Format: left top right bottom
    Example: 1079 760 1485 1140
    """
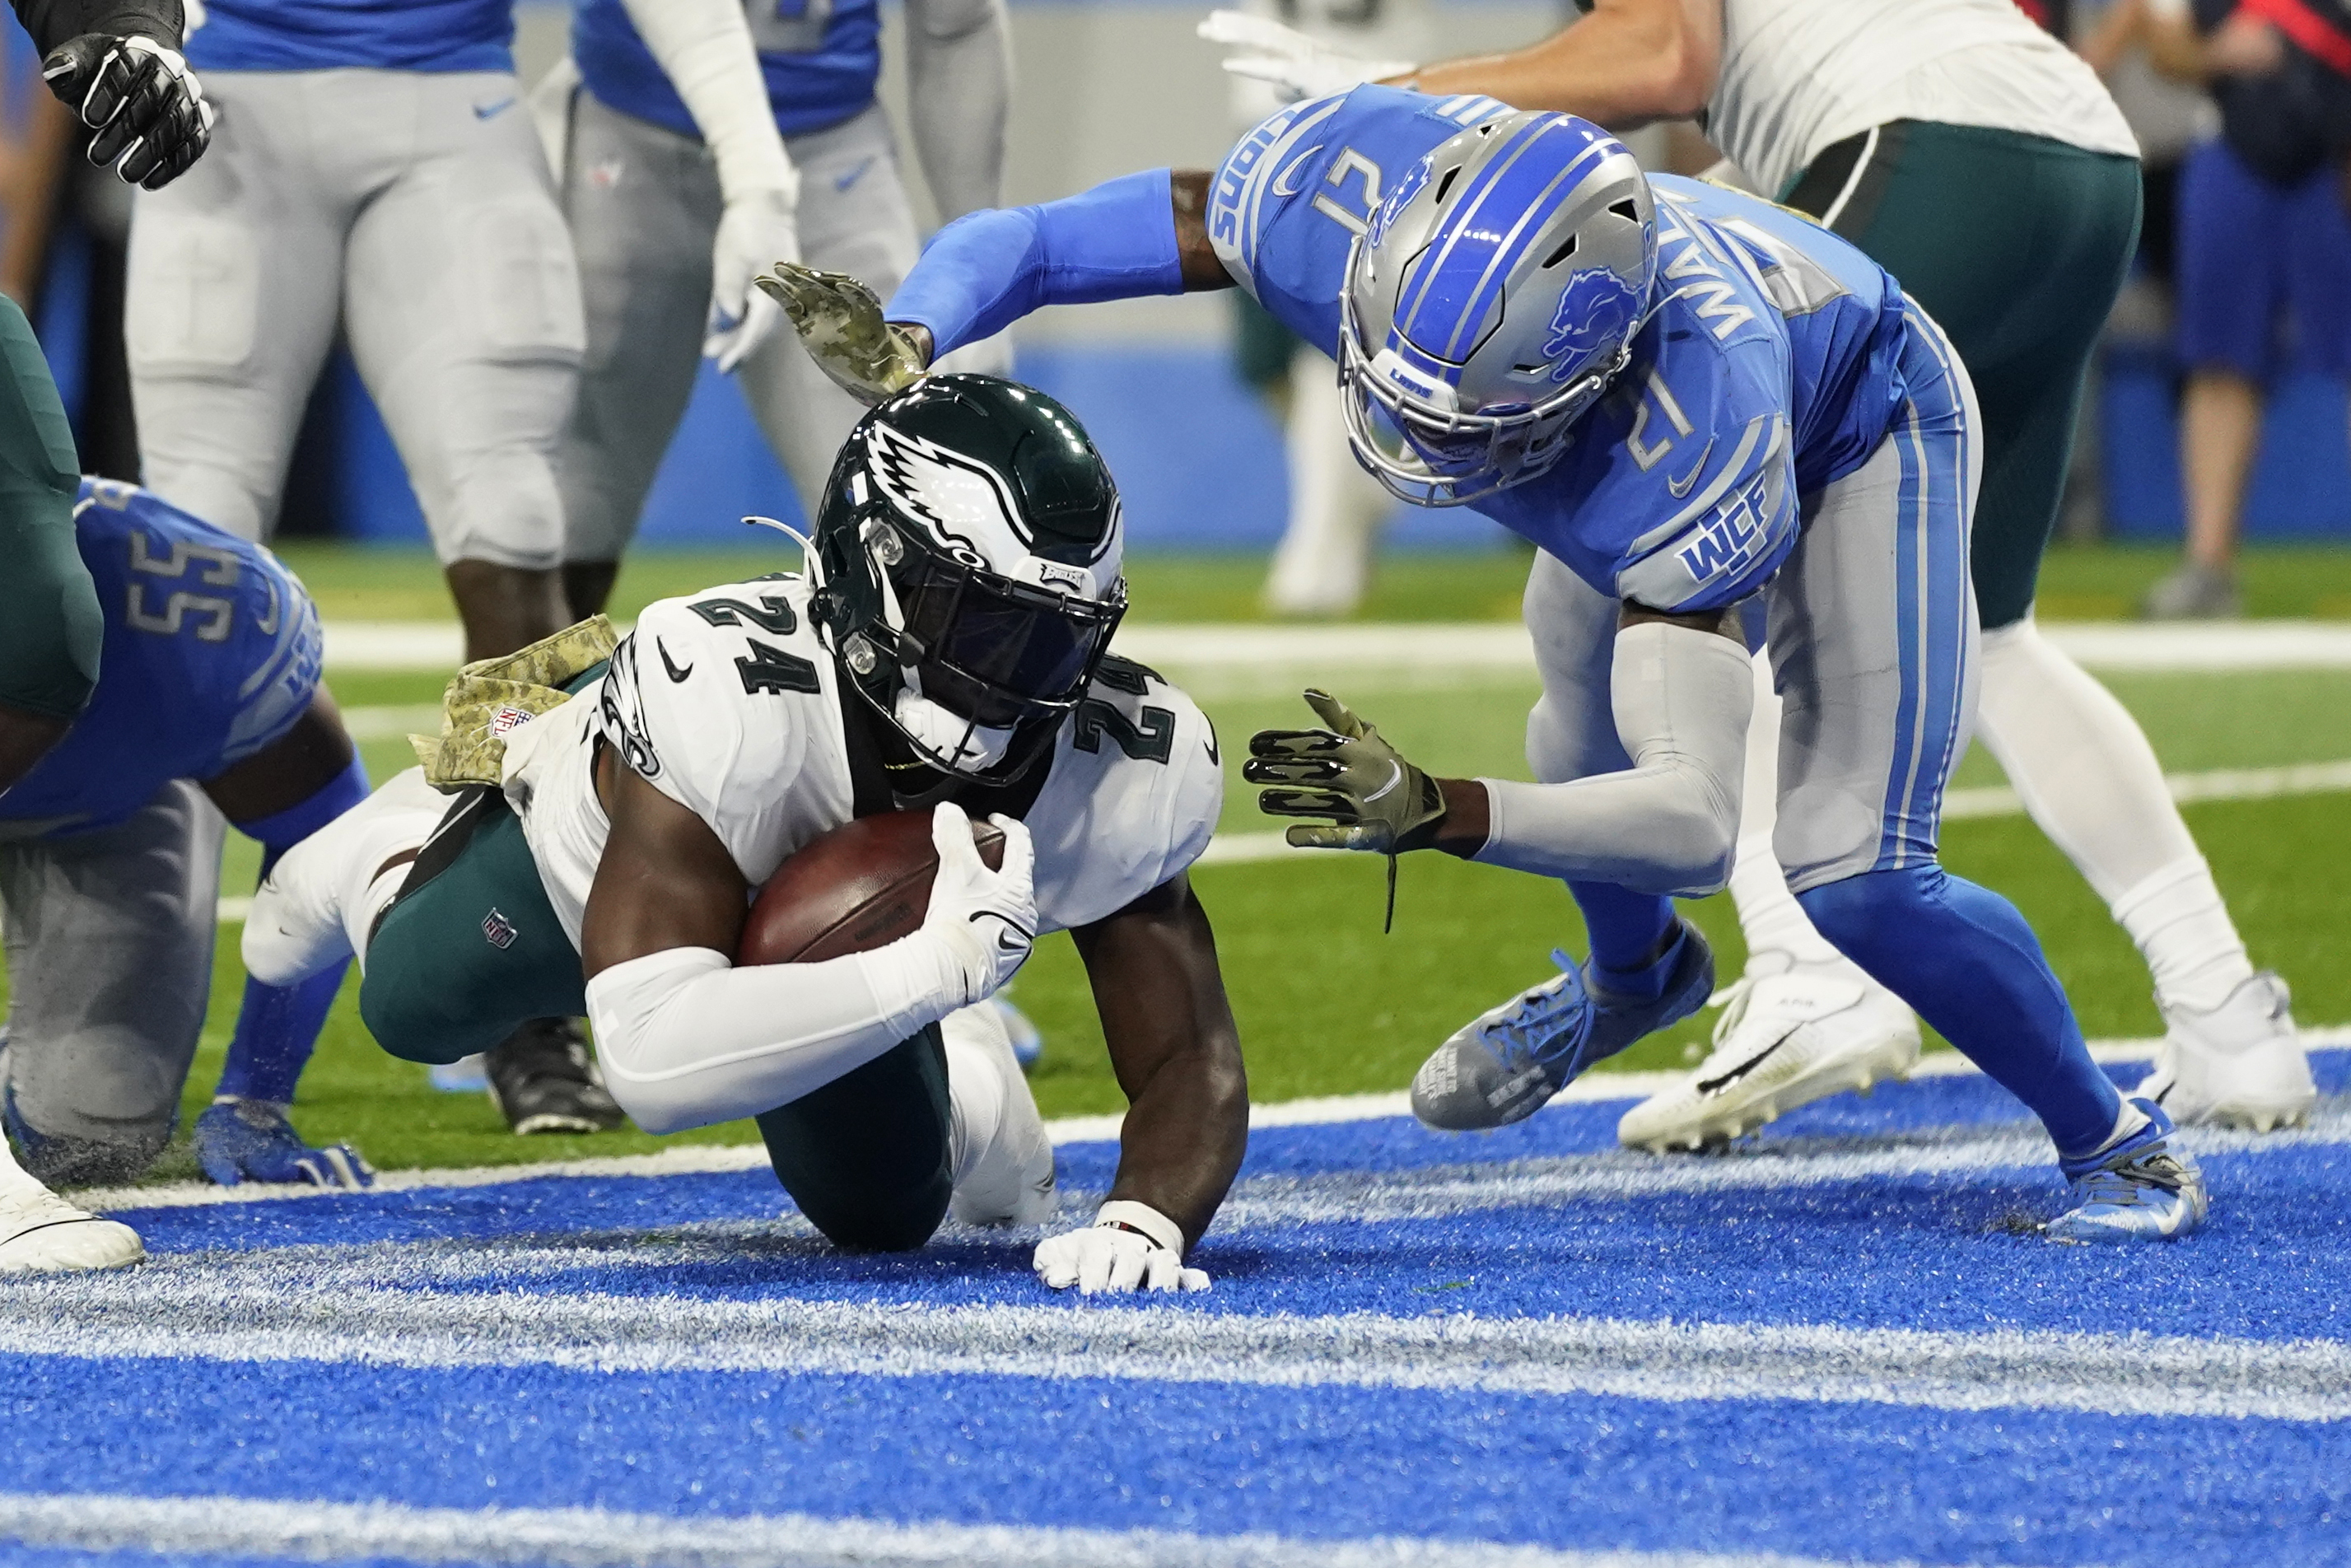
1390 114 1556 352
1393 120 1619 367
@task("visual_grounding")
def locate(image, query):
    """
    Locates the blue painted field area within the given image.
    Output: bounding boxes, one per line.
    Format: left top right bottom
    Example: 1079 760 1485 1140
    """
5 1056 2349 1568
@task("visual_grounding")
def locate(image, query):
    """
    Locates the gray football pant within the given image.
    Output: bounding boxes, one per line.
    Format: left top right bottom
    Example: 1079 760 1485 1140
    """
126 68 584 567
2 782 224 1187
559 94 921 559
1524 310 1985 895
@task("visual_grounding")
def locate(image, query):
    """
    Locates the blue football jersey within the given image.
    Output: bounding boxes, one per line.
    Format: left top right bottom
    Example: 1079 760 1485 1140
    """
186 0 515 72
1209 87 1915 612
0 483 324 838
573 0 882 142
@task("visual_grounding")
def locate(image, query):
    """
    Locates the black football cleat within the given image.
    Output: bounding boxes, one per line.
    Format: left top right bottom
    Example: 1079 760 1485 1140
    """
483 1018 627 1136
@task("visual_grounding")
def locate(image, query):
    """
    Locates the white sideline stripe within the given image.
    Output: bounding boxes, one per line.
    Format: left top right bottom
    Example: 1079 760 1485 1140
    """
323 618 2351 674
1196 758 2351 866
0 1491 1922 1568
70 1034 2351 1216
4 1269 2347 1423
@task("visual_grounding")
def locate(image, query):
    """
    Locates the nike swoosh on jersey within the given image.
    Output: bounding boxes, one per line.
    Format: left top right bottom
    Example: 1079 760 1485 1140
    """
658 639 693 684
1665 437 1716 500
1271 144 1324 198
833 156 875 193
473 96 517 120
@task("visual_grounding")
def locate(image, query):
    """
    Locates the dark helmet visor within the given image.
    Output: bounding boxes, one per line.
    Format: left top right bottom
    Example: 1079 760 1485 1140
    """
885 545 1124 727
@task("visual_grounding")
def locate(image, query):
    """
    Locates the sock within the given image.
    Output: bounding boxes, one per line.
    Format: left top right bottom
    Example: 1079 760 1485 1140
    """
1798 864 2122 1158
1570 880 1678 1000
1975 621 2258 1010
216 963 348 1104
2110 855 2257 1015
1728 652 1841 973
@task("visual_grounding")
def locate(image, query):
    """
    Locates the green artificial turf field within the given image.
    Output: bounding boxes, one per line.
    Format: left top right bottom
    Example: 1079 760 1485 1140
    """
16 546 2351 1183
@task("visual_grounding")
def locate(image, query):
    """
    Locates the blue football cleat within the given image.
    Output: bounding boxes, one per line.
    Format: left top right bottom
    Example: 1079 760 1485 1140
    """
195 1098 374 1190
1411 920 1715 1132
2046 1098 2207 1244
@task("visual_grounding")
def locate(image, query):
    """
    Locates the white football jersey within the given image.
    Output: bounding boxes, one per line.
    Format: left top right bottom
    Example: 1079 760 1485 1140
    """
501 576 1224 950
1709 0 2139 201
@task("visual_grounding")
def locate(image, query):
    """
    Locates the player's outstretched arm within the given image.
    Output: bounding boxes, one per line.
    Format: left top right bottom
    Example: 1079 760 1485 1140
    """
765 167 1234 405
19 0 213 188
1061 874 1248 1256
198 692 376 1189
1403 0 1721 128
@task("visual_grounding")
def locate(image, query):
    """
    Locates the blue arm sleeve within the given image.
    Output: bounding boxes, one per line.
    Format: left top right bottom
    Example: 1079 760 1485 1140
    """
885 168 1187 358
216 753 369 1104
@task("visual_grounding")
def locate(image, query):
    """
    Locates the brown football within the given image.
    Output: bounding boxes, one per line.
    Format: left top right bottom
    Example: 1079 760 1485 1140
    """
737 810 1007 965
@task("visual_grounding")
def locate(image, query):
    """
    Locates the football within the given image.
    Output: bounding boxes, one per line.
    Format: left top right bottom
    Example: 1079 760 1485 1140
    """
736 810 1008 965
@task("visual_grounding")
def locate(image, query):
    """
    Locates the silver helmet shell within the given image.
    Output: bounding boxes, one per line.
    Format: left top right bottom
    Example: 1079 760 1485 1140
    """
1338 110 1658 506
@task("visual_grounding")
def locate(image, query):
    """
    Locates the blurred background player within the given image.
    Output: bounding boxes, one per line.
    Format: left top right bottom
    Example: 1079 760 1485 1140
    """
2 478 371 1276
0 0 210 803
124 0 801 1135
1215 0 1430 617
1208 0 2316 1146
548 0 1012 622
2129 0 2351 618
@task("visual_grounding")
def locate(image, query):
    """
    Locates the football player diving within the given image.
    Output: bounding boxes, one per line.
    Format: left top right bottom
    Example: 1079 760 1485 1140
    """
2 480 375 1276
763 91 2206 1242
1201 0 2314 1152
247 376 1248 1293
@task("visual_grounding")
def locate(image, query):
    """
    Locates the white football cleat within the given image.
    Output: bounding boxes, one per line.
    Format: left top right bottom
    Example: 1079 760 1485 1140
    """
2137 972 2315 1132
944 1004 1058 1228
1617 959 1921 1153
0 1183 143 1274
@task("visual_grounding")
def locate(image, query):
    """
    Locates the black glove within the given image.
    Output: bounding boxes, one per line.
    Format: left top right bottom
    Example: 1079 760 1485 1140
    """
42 34 214 189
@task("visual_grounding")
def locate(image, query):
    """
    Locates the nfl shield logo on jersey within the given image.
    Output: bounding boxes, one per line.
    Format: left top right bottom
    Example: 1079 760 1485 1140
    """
482 908 519 950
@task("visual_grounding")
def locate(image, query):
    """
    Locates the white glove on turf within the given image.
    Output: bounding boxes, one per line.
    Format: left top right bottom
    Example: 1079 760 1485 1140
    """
922 802 1037 1010
706 187 803 373
1196 10 1415 105
1034 1201 1211 1295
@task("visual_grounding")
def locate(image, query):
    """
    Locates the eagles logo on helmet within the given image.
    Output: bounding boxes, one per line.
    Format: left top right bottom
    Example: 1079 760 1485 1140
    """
803 375 1129 787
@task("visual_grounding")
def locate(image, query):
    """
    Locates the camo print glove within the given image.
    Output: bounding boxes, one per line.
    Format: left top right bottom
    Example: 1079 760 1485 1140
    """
1244 689 1447 852
755 262 930 406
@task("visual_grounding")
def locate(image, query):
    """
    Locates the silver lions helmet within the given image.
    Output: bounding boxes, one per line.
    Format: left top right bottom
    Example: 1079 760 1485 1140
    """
1338 110 1658 506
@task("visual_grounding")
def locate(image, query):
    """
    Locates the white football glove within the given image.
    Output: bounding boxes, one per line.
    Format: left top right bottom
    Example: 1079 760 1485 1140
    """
1034 1201 1210 1295
922 802 1037 1009
1196 10 1415 105
705 187 802 373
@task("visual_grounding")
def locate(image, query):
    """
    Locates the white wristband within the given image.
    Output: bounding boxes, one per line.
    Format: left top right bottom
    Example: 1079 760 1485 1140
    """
1095 1200 1184 1258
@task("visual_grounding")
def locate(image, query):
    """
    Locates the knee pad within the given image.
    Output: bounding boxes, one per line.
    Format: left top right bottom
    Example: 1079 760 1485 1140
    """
797 1171 954 1254
431 452 565 571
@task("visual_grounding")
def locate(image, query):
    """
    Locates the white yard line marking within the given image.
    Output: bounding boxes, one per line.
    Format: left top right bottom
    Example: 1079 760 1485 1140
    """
0 1491 1942 1568
71 1037 2351 1216
2 1268 2345 1423
324 618 2351 675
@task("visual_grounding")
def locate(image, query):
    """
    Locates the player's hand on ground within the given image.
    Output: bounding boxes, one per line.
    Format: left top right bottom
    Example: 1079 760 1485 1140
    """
1196 11 1416 104
755 262 931 405
1034 1203 1210 1295
42 35 214 189
1245 688 1446 852
195 1099 375 1190
706 189 801 374
924 803 1037 1008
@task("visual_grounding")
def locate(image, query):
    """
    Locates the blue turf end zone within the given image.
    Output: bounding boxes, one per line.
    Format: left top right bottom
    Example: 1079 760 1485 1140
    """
5 1052 2349 1568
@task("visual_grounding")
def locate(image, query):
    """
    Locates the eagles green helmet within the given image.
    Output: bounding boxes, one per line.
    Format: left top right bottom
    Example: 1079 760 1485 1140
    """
806 374 1128 783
